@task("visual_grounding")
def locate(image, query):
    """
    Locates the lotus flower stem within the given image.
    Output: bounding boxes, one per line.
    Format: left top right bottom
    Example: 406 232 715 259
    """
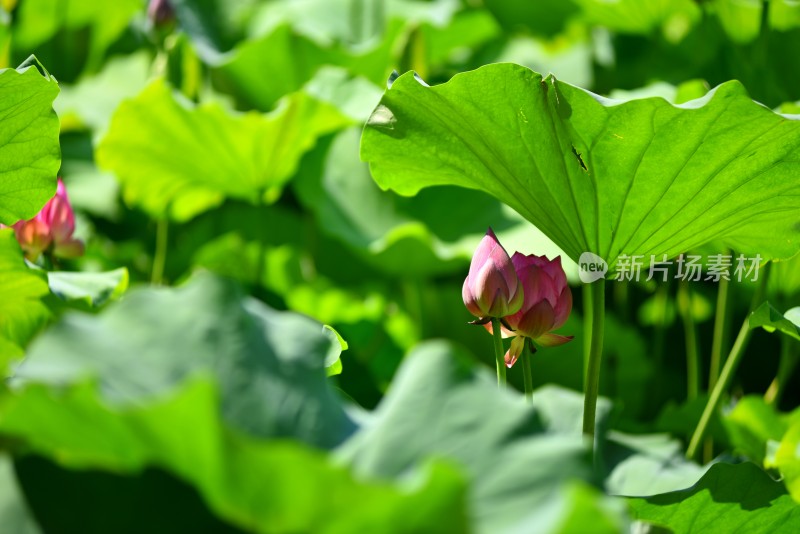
582 280 606 446
687 264 770 460
764 337 799 406
704 270 731 462
491 318 506 387
678 279 700 401
582 283 593 382
522 345 533 402
151 218 169 285
708 272 732 391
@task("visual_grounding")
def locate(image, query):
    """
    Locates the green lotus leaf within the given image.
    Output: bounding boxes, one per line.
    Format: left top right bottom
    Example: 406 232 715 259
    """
337 341 627 533
96 79 348 221
361 64 800 269
46 267 128 309
0 58 60 225
630 462 800 532
1 380 466 533
12 273 353 447
296 128 573 277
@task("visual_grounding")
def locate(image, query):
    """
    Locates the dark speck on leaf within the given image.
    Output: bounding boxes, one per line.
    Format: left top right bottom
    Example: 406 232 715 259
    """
571 146 588 172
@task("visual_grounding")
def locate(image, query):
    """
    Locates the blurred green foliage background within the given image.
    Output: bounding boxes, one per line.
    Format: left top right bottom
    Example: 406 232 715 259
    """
2 0 800 532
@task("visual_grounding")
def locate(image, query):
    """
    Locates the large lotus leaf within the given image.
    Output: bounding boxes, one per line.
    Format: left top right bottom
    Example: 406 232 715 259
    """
630 462 800 532
12 272 354 448
0 379 467 533
604 432 709 497
0 60 60 225
295 128 573 277
0 230 50 364
96 78 348 221
337 341 627 533
361 64 800 269
46 268 128 309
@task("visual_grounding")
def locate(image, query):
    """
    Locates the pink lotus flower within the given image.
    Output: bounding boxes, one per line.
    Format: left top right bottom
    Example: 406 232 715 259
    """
2 179 84 262
488 253 573 367
462 228 524 319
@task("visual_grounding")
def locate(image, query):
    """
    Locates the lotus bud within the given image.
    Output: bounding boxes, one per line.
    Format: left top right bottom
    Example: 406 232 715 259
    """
462 228 524 319
2 178 84 262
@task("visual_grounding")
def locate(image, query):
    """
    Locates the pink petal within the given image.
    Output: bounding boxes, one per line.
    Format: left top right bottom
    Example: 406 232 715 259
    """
516 299 556 339
467 228 500 283
511 251 550 271
468 229 518 296
520 262 560 310
473 258 511 316
505 336 526 368
541 256 568 293
462 277 483 317
44 180 76 243
552 285 573 329
14 219 52 261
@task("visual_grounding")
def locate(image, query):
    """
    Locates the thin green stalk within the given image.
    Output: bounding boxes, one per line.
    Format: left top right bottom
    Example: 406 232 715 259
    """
151 218 169 285
583 283 593 382
522 344 533 403
583 281 606 443
709 274 731 391
491 318 506 387
704 269 731 463
678 279 700 401
686 264 771 459
765 337 799 406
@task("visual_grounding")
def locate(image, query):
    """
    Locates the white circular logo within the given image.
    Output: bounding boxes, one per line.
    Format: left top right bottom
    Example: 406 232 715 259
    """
578 252 608 283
